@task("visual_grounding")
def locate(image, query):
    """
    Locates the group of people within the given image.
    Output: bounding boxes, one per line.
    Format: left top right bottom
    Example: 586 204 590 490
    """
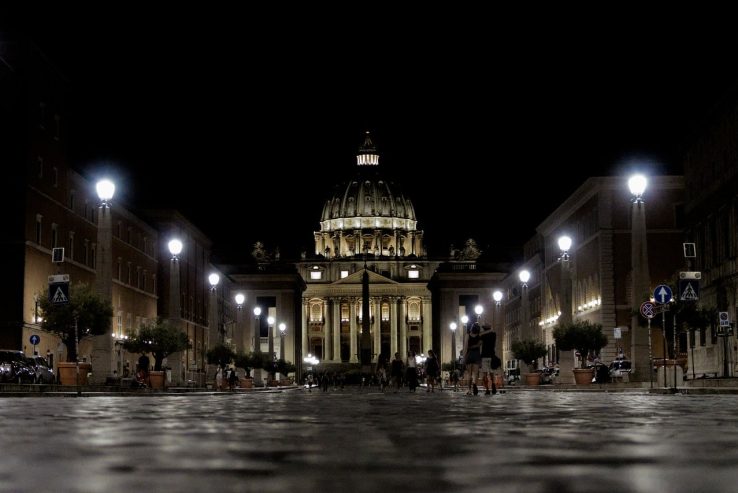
462 322 501 395
215 366 240 391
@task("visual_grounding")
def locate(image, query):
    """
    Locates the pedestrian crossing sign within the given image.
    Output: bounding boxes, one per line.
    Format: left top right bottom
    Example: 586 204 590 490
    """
48 279 70 305
678 279 699 301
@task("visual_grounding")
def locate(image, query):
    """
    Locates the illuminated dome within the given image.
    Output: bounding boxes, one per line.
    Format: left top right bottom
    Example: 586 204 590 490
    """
314 132 424 258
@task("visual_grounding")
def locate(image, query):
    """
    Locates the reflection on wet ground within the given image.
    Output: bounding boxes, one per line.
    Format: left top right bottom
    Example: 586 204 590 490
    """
2 390 738 492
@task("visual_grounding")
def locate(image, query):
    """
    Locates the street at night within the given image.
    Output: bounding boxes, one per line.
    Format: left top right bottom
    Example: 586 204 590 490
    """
2 389 738 492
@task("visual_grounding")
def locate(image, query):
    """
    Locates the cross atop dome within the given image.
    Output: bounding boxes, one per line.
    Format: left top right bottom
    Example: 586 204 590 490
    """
357 131 379 166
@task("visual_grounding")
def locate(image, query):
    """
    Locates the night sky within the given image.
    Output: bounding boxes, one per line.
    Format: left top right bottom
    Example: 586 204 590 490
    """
7 8 738 262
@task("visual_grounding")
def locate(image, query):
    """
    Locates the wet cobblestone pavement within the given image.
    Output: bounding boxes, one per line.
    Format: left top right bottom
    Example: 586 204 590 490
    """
2 389 738 492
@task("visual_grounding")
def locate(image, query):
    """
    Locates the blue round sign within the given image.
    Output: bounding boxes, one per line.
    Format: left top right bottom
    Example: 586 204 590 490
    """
653 284 673 304
29 334 40 345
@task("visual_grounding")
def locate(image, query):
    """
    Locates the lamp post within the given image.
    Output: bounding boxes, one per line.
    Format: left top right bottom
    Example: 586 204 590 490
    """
279 322 286 361
93 179 115 383
629 174 650 380
557 235 574 384
519 269 530 339
267 315 275 362
208 273 220 346
450 322 457 372
234 293 245 346
253 306 262 352
168 238 183 384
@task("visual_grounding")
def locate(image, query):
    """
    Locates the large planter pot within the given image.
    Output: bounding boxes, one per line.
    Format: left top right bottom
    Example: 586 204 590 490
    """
149 371 165 389
524 373 540 386
573 368 594 385
58 362 92 386
240 377 253 389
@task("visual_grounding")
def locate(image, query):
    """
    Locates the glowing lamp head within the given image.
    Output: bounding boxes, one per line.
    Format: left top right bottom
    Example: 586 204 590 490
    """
253 306 262 317
628 174 647 199
279 323 286 334
234 293 245 306
449 322 457 332
474 305 483 316
208 273 220 287
267 316 275 326
519 269 530 284
168 239 183 257
96 179 115 202
461 315 469 325
493 290 503 303
558 235 572 253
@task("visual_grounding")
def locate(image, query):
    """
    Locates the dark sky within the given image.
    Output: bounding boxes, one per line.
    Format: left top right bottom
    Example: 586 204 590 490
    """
8 8 738 262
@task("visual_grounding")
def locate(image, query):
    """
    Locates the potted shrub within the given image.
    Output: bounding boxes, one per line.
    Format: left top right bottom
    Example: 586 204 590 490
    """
123 319 190 389
39 283 113 385
234 351 254 388
553 320 608 385
511 339 548 385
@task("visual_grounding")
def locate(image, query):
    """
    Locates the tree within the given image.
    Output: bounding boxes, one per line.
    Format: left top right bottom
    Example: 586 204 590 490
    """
206 343 236 368
122 319 190 371
511 339 548 372
39 283 113 363
553 320 608 369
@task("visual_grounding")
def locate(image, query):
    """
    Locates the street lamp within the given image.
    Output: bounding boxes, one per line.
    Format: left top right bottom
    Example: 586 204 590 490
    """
519 269 530 288
493 290 503 306
208 273 220 292
253 306 262 352
279 322 286 361
558 235 572 261
208 273 221 345
267 315 275 361
629 174 650 380
167 237 183 384
449 322 457 372
94 178 115 383
474 304 484 322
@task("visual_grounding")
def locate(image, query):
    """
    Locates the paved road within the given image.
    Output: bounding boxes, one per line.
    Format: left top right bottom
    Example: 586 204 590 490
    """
2 389 738 492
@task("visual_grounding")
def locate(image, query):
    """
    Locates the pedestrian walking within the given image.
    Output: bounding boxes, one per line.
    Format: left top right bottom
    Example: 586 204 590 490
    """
215 366 224 391
479 325 499 395
390 352 404 392
406 350 418 392
464 322 482 395
425 349 440 392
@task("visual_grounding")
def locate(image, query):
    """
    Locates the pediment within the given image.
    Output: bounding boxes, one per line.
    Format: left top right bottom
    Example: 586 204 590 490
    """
333 268 398 285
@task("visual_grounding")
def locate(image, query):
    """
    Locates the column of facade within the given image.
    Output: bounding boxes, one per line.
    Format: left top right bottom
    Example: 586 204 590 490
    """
373 298 381 361
323 299 332 362
373 230 381 255
332 300 341 362
422 297 432 354
349 299 358 363
337 231 343 257
399 297 407 357
354 230 361 255
393 230 398 256
390 297 398 356
409 232 416 255
301 299 308 359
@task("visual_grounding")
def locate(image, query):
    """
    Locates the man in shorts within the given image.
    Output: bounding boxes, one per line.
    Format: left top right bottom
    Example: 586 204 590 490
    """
479 324 499 395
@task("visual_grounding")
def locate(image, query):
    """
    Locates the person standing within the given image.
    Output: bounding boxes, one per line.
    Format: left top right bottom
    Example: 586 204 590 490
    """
390 352 404 392
479 325 498 395
463 323 482 395
406 350 418 392
215 366 224 391
424 349 440 392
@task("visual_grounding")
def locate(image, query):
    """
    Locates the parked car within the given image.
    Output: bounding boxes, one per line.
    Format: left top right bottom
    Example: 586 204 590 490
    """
25 355 55 384
0 350 36 384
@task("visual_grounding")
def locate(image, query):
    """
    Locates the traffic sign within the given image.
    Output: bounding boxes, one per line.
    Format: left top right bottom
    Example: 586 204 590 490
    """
678 279 699 301
48 275 70 306
29 334 40 345
719 312 730 327
640 301 656 319
653 284 672 304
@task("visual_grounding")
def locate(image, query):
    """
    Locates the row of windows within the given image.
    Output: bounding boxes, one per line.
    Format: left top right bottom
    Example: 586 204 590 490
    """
308 268 419 280
308 298 423 323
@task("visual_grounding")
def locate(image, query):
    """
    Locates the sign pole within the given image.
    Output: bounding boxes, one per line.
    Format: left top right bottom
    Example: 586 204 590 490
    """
648 318 653 388
75 315 81 396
